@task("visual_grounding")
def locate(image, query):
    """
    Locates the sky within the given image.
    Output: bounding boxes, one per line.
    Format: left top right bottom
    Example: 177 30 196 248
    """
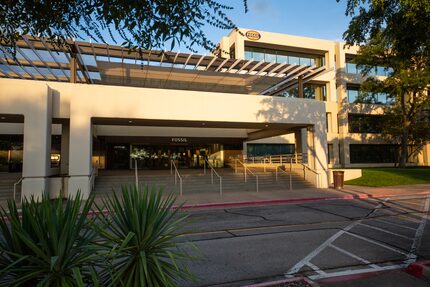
96 0 353 55
193 0 352 54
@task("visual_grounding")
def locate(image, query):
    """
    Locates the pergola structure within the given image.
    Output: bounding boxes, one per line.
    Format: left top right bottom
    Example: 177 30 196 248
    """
0 36 326 96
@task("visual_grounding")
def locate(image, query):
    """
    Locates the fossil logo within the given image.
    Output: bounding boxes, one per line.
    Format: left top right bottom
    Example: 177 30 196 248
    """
245 30 261 41
171 137 188 143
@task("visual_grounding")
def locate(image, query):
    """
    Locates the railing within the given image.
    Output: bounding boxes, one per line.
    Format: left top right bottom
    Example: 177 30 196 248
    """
13 177 23 202
301 163 321 188
235 159 259 192
89 165 98 192
170 160 183 196
204 158 223 196
275 166 292 191
246 153 308 166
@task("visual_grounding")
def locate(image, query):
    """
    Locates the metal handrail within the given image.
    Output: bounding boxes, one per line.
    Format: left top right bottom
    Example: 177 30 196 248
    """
246 153 307 165
170 160 183 196
89 165 98 191
13 177 24 202
204 159 223 196
300 163 321 188
275 166 292 191
235 159 259 193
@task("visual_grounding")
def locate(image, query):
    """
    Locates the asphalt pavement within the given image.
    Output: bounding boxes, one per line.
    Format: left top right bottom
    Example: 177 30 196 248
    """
178 194 430 287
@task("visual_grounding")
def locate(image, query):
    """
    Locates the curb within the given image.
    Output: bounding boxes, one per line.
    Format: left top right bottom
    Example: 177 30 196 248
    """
243 276 319 287
406 260 430 279
315 269 403 285
178 190 430 210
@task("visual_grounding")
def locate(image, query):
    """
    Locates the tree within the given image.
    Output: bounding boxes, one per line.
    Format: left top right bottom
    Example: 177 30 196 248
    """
340 0 430 167
0 0 248 57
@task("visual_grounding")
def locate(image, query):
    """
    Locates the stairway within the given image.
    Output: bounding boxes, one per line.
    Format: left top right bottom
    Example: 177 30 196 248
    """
0 173 21 203
93 167 314 198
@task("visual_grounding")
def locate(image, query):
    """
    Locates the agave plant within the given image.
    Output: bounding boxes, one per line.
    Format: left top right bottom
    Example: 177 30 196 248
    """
97 185 197 287
0 192 102 287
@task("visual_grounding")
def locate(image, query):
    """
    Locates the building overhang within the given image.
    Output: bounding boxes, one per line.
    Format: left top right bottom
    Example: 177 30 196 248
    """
0 36 326 95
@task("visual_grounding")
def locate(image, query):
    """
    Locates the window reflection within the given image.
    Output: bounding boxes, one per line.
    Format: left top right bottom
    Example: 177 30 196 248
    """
347 86 392 105
244 46 324 67
281 84 327 101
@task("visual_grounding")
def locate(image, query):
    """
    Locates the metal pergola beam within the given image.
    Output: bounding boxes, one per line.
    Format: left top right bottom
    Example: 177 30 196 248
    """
0 36 328 89
22 36 59 81
40 38 70 81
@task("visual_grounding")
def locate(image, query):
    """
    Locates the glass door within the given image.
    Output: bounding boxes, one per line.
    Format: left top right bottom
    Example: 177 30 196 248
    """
0 140 9 172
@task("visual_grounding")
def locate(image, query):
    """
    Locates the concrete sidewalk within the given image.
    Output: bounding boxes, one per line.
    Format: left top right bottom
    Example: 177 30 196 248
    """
343 184 430 198
172 184 430 209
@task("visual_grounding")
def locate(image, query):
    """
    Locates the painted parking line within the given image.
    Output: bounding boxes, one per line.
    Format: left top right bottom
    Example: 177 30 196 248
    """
285 198 389 277
328 244 379 268
405 195 430 264
372 218 417 231
306 262 326 275
285 196 430 281
358 222 413 240
344 231 409 256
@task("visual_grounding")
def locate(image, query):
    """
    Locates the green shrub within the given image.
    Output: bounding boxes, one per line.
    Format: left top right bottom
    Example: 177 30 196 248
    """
0 192 101 287
97 185 197 287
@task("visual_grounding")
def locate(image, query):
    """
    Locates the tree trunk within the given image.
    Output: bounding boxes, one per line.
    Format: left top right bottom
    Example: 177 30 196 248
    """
399 127 409 168
398 93 409 168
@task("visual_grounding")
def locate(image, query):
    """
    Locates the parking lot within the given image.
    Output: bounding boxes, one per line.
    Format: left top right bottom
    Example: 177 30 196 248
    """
180 195 430 286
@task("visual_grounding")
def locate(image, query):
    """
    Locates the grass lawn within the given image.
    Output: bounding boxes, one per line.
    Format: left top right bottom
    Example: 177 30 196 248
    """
345 167 430 187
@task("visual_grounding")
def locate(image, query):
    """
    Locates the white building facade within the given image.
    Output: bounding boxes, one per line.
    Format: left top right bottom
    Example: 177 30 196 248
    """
0 29 428 200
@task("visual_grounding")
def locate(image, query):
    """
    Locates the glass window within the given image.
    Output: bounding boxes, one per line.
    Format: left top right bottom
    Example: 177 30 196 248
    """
328 144 334 164
348 114 384 133
350 144 399 163
247 144 295 157
288 56 300 65
281 84 326 101
252 52 264 62
277 55 288 64
245 51 253 60
347 88 359 103
244 46 324 66
346 63 357 74
300 57 312 66
265 53 276 63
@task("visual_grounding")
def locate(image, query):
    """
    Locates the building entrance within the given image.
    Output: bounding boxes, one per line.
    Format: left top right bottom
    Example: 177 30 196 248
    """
0 136 23 173
130 144 210 170
103 140 243 170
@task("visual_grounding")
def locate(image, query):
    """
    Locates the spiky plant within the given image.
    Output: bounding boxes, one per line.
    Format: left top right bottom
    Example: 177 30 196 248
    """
0 192 101 286
97 185 197 287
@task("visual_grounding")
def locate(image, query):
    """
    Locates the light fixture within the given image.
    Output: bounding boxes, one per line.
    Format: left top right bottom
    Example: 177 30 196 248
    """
265 124 269 128
202 123 206 126
128 120 133 124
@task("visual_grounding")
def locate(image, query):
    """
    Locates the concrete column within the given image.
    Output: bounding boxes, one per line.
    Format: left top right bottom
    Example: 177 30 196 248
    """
242 142 247 160
21 92 52 201
68 112 92 199
294 128 307 162
307 126 316 170
298 76 304 98
70 56 77 83
234 33 245 59
60 123 70 175
307 123 329 188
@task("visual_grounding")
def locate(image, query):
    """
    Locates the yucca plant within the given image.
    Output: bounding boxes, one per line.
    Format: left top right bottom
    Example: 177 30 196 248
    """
97 185 197 287
0 192 102 287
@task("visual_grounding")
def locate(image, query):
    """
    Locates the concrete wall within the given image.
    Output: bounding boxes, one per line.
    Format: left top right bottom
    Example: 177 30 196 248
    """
0 78 330 198
0 81 52 200
218 28 430 168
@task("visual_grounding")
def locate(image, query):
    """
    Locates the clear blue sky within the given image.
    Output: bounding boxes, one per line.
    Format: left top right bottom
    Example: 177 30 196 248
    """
98 0 351 54
194 0 351 54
